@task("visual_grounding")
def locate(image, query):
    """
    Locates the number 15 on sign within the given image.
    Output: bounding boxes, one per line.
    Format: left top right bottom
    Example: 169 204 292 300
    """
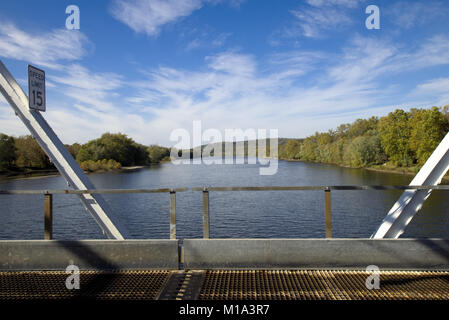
28 65 46 112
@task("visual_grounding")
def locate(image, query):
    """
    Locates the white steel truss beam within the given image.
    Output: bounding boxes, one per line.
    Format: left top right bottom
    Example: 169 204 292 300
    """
0 60 129 239
372 132 449 238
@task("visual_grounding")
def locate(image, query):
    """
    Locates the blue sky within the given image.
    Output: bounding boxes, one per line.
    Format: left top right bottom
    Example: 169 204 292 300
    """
0 0 449 147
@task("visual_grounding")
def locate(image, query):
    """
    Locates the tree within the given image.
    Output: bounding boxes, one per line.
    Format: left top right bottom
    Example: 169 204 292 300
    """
329 139 347 165
345 135 385 167
442 105 449 122
345 117 379 138
148 145 170 163
409 107 449 165
283 139 301 159
14 135 52 169
76 133 149 166
378 109 414 166
0 133 15 170
65 143 81 159
299 134 318 161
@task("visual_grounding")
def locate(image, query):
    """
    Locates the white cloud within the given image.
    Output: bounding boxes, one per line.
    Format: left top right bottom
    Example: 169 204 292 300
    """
110 0 246 37
49 65 122 92
0 99 28 136
306 0 362 8
120 31 449 147
416 78 449 94
185 32 231 51
409 35 449 69
413 78 449 106
123 50 382 146
0 23 88 69
2 12 449 147
206 51 256 76
290 6 353 38
287 0 365 38
328 36 397 84
110 0 203 36
39 33 447 146
327 34 449 85
386 1 448 30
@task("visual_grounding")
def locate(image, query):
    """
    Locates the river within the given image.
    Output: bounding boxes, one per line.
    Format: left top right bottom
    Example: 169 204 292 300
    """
0 159 448 240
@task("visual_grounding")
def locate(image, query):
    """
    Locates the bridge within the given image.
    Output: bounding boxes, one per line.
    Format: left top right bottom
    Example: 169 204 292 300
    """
0 186 448 300
1 59 449 301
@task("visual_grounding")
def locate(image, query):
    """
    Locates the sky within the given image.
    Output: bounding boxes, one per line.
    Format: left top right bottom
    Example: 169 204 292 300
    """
0 0 449 147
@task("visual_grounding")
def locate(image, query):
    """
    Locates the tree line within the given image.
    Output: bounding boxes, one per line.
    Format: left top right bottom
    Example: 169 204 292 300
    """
1 106 448 174
0 132 170 173
278 106 449 169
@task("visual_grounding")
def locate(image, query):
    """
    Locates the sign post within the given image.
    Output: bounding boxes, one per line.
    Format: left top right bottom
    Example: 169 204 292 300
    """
28 65 46 111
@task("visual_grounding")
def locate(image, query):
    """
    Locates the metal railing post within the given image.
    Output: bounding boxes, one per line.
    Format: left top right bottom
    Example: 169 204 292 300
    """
169 190 176 240
202 189 210 239
324 188 332 238
44 193 53 240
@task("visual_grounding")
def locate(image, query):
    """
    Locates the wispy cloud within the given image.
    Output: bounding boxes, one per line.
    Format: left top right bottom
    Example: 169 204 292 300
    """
416 78 449 95
121 31 449 146
287 0 365 39
386 1 448 30
413 78 449 106
290 6 353 38
124 49 377 144
49 65 123 92
110 0 203 36
2 2 448 147
110 0 247 37
206 51 256 76
0 23 88 69
185 31 231 51
305 0 363 8
43 64 150 143
328 34 449 84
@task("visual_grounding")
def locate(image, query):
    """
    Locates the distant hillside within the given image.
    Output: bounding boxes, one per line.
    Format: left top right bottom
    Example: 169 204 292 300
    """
179 138 301 159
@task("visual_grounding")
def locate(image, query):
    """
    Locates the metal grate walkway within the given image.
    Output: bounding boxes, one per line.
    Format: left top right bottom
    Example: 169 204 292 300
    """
198 270 449 300
0 270 171 300
0 270 448 300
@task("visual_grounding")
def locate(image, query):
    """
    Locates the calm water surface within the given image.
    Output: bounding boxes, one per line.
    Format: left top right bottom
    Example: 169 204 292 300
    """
0 160 448 240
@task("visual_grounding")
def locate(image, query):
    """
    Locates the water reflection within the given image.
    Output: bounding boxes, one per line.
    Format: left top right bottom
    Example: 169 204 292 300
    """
0 160 447 239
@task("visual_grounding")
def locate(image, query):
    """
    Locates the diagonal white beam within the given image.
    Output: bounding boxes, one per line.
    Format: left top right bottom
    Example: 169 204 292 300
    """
372 131 449 239
0 60 129 239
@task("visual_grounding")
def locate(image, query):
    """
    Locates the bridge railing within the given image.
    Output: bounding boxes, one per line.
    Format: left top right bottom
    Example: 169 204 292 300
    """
1 185 449 240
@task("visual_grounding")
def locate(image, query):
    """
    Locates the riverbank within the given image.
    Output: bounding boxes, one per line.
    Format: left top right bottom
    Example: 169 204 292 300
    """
280 158 449 183
0 166 148 181
0 169 60 180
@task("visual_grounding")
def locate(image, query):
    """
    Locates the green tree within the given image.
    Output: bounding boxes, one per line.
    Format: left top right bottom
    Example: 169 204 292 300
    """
283 139 301 159
14 135 52 169
345 117 379 138
378 109 414 166
299 134 319 161
148 145 170 163
409 107 449 165
442 105 449 122
0 133 16 170
80 159 121 172
76 133 149 166
329 139 347 165
65 143 81 159
345 135 385 167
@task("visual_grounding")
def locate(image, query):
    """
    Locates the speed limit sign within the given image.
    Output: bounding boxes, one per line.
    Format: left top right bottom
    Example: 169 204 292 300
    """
28 65 46 111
